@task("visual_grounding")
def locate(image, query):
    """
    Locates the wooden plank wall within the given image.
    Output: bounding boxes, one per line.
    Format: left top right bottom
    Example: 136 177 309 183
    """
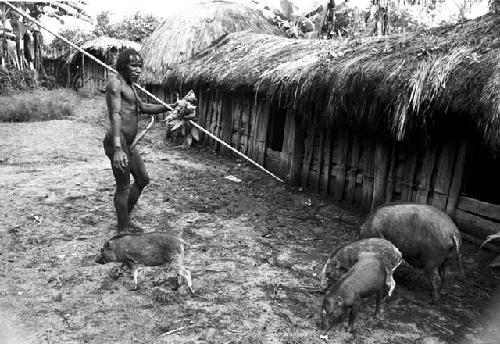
82 60 107 94
193 89 498 244
197 89 270 166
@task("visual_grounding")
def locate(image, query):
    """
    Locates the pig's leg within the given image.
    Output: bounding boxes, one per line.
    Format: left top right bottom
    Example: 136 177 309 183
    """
438 259 449 293
374 288 383 319
131 266 140 291
178 266 194 294
348 301 360 330
424 265 441 303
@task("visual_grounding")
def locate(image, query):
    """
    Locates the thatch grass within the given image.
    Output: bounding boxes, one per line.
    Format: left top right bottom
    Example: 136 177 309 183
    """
66 36 141 64
139 0 283 84
164 14 500 153
0 89 78 122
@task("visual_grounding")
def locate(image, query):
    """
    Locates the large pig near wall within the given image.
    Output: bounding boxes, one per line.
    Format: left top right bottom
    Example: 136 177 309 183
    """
359 203 464 303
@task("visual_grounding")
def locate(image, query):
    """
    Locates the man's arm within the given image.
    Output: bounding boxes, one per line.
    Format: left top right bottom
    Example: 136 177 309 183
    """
140 102 169 115
106 78 128 171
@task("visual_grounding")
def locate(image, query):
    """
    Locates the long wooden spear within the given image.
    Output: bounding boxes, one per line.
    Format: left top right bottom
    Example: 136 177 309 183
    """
1 0 284 183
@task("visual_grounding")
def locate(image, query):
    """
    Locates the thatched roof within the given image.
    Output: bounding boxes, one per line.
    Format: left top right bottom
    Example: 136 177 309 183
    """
66 37 141 64
139 0 283 84
164 14 500 153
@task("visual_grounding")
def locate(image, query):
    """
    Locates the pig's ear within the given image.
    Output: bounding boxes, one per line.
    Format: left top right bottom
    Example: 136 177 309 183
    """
104 240 110 248
336 296 344 306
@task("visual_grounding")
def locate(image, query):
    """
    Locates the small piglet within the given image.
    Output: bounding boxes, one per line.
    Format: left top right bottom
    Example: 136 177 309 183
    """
320 238 402 294
321 253 386 331
95 232 193 293
359 203 464 303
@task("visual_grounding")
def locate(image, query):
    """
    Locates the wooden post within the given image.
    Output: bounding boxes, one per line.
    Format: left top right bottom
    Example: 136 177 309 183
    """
280 110 304 185
197 88 206 142
220 93 233 155
346 133 360 204
241 96 251 154
247 97 260 159
301 124 316 188
321 131 332 196
446 140 468 218
415 146 437 204
333 130 349 202
254 99 271 164
361 136 375 211
214 91 223 151
431 138 458 211
385 145 398 202
372 139 391 209
400 152 418 201
203 91 214 146
309 131 323 193
233 94 242 150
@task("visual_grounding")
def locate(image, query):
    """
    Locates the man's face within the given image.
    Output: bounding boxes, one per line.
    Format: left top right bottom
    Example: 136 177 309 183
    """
123 54 143 83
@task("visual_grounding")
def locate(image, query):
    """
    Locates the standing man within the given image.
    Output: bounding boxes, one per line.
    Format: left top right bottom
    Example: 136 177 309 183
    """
103 49 168 233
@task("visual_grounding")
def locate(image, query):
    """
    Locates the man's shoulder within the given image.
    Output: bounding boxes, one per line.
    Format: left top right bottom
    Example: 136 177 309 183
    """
106 75 123 93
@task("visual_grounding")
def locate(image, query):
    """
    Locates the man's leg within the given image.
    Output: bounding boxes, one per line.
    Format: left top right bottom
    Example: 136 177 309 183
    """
128 147 150 215
111 163 131 233
104 134 131 233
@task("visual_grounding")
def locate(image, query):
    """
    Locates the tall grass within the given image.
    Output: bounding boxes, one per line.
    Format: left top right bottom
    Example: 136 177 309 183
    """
0 89 79 122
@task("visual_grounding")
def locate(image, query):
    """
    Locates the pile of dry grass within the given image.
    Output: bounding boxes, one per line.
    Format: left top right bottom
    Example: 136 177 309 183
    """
139 0 282 84
165 14 500 153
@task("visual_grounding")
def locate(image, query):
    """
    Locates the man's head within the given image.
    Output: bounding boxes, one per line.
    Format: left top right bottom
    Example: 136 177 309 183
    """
116 49 143 83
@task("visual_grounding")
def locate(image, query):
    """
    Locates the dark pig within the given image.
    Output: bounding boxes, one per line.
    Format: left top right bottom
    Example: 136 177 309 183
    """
320 238 402 294
321 253 386 331
358 203 464 303
95 232 193 293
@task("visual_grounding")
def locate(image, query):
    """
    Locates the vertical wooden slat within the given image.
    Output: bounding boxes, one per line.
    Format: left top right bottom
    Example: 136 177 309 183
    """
247 97 260 159
220 93 233 155
241 95 251 155
214 91 223 151
361 136 375 211
372 139 391 209
333 130 349 202
280 107 295 174
206 91 217 146
401 152 418 201
321 131 332 196
197 89 206 142
346 133 360 204
415 146 437 204
233 94 242 149
446 140 468 218
385 145 398 202
254 99 271 165
280 110 304 185
301 125 317 188
310 131 324 193
432 138 459 210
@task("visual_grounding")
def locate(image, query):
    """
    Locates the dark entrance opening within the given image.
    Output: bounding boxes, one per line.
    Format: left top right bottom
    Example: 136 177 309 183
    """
264 105 287 174
463 146 500 205
267 106 287 152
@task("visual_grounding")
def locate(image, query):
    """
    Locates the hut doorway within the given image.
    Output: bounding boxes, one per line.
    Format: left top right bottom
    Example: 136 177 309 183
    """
264 105 287 174
463 148 500 205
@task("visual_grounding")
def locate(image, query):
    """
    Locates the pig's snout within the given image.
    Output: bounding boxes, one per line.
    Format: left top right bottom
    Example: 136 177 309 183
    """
95 253 105 264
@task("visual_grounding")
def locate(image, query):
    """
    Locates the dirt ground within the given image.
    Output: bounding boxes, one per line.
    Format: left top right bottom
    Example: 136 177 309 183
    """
1 94 499 344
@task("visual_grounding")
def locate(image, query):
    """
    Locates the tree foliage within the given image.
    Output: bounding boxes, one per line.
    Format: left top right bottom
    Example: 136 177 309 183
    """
92 12 162 43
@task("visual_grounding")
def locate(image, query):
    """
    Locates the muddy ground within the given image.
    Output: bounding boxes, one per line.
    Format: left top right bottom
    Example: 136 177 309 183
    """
0 94 499 344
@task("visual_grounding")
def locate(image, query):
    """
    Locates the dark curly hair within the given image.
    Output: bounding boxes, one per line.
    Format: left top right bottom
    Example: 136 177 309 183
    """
115 49 143 73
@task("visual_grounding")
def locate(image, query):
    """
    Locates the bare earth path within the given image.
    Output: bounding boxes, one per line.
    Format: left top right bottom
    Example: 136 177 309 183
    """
0 94 498 344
